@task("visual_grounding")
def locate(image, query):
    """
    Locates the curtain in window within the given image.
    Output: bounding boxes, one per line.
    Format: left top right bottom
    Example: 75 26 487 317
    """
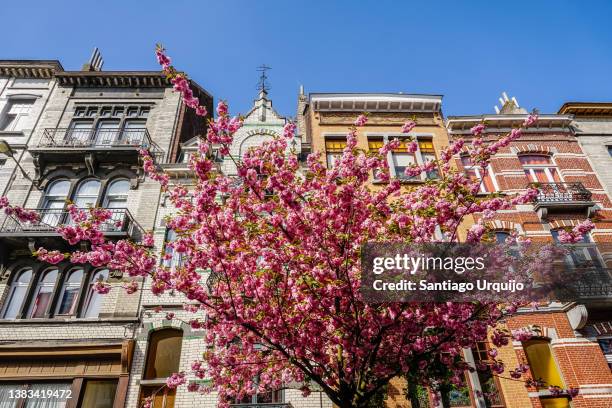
28 269 59 318
55 269 84 315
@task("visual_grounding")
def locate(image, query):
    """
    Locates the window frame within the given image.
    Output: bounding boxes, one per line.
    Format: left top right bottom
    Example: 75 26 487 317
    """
460 155 500 194
54 268 86 317
519 154 563 184
522 337 566 390
323 135 348 169
143 328 184 381
0 98 35 132
1 268 34 320
68 104 151 145
366 132 439 182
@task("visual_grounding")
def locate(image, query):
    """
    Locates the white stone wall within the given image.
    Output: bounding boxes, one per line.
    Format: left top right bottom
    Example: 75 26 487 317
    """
574 118 612 200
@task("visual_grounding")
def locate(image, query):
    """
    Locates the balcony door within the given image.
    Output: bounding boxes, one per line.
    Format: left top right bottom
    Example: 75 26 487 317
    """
41 179 70 227
123 120 147 145
95 120 121 147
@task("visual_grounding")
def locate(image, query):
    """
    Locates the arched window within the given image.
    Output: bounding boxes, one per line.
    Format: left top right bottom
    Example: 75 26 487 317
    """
73 179 101 208
28 269 59 318
144 329 183 379
55 269 84 316
2 268 33 319
42 179 70 226
519 155 561 183
103 179 130 209
82 269 109 318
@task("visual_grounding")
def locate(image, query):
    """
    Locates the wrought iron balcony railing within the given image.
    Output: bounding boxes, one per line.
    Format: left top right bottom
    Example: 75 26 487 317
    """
37 128 163 160
531 182 593 204
573 268 612 299
0 208 144 241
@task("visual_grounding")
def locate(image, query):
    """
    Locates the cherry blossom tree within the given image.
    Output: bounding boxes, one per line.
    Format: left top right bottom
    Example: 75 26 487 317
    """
0 47 592 408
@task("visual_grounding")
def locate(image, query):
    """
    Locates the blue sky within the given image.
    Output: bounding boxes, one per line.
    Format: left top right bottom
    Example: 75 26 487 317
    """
3 1 611 118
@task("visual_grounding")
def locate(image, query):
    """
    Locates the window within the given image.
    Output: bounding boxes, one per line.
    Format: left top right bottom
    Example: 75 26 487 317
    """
103 179 130 208
144 329 183 380
55 269 84 316
539 398 570 408
551 230 603 269
28 269 59 318
82 269 109 318
73 179 101 208
461 156 498 193
523 339 564 390
471 342 506 407
163 230 184 270
69 104 150 146
80 380 117 408
139 387 176 408
235 389 284 404
519 155 561 183
41 179 70 226
368 135 439 181
0 99 34 132
0 383 71 407
325 138 346 168
2 268 33 319
495 231 510 244
608 146 612 158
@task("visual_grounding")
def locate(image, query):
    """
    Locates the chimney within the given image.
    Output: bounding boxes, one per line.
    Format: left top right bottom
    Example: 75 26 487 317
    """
82 48 104 72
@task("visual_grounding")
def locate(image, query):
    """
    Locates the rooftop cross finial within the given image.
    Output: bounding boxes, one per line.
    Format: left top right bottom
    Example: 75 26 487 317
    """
256 64 271 94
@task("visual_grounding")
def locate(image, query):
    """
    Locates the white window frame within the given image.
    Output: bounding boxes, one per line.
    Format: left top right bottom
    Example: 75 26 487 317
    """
461 157 499 193
323 133 348 169
519 155 563 183
367 132 437 182
0 98 35 132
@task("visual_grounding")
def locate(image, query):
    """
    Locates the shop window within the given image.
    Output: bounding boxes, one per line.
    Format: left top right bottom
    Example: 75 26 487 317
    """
144 329 183 380
80 379 118 408
1 268 33 319
523 339 564 389
28 268 59 318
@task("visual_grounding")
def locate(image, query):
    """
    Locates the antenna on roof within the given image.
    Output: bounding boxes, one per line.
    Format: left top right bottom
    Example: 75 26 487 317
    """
256 64 271 94
82 48 104 72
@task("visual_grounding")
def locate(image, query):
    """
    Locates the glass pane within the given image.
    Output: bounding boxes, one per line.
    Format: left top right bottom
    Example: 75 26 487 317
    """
75 180 101 196
69 121 94 144
82 270 109 318
3 285 29 319
24 383 71 408
95 121 121 146
56 270 84 315
29 270 58 318
47 180 70 198
0 384 19 407
80 380 117 408
519 155 552 165
107 179 130 196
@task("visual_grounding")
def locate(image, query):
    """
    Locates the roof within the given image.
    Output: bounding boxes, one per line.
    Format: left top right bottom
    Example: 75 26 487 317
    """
0 60 64 78
558 102 612 117
309 92 443 113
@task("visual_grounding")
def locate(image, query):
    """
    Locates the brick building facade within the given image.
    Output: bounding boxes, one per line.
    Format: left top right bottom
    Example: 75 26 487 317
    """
447 95 612 408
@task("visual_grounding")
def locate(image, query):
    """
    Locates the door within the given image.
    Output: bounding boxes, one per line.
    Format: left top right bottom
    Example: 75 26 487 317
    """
94 120 120 147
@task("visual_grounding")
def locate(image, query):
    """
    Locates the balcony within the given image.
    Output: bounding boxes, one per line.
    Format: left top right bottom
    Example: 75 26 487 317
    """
0 208 144 248
29 128 163 180
572 268 612 309
530 182 595 219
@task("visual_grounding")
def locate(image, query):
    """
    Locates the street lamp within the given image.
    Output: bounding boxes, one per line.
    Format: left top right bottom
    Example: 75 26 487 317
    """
0 139 32 181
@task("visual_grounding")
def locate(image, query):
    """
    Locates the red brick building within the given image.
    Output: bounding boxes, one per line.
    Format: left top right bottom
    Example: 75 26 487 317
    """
446 95 612 408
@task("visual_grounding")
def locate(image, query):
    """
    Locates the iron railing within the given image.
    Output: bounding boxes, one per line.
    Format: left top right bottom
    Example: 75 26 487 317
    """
573 268 612 299
38 128 164 160
531 182 592 204
0 208 144 241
